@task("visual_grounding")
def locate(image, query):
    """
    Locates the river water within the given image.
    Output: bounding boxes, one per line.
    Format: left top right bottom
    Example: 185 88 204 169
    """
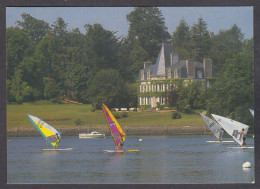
7 135 255 184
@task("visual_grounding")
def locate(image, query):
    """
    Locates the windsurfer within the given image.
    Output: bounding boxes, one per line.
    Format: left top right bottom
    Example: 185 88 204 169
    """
219 128 224 142
238 128 246 146
55 133 60 148
118 134 124 150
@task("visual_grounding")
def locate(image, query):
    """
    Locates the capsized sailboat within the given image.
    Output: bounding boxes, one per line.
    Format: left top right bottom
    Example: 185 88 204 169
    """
102 104 139 152
200 113 234 143
27 114 72 150
211 114 252 148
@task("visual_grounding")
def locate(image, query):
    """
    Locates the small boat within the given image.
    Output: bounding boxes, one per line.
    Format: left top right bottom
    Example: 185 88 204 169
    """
79 131 105 139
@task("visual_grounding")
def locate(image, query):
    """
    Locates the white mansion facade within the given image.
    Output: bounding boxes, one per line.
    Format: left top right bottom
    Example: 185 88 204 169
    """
138 43 213 108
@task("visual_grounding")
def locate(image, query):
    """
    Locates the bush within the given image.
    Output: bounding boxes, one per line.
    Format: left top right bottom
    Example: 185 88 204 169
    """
50 98 62 104
74 119 83 125
121 112 128 118
113 113 121 119
172 112 182 119
91 106 96 112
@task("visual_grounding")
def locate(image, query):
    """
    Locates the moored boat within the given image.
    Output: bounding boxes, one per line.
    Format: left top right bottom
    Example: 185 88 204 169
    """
79 131 105 139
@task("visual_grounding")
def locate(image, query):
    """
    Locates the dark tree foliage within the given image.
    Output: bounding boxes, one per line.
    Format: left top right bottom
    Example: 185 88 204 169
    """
87 69 137 109
172 19 191 59
127 7 171 60
206 50 253 127
17 13 51 44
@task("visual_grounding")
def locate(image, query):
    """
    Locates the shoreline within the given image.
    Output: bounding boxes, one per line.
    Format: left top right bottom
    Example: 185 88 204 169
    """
7 125 212 137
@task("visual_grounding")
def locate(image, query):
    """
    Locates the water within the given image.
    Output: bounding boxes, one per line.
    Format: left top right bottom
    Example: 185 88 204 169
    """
7 135 255 184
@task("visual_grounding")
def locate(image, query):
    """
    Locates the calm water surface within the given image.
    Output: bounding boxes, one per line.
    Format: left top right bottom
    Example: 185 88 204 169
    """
7 135 255 184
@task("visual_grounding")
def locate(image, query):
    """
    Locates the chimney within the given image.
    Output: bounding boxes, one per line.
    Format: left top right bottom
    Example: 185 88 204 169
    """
186 60 195 78
144 60 152 69
203 59 212 78
170 52 179 66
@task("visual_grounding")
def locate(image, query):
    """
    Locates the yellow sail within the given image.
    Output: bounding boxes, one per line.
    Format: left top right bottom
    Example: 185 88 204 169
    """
102 104 126 149
28 114 61 148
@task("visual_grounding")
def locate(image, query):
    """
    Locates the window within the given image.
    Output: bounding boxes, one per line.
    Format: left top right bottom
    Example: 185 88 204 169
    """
140 70 144 80
167 69 171 78
174 69 178 78
197 71 202 78
147 70 151 80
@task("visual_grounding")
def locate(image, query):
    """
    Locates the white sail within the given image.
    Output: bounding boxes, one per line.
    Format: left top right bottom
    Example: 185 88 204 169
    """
200 113 222 140
211 114 249 146
249 109 254 117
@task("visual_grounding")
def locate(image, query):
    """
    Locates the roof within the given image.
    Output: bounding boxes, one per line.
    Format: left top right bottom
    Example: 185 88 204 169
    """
138 43 205 80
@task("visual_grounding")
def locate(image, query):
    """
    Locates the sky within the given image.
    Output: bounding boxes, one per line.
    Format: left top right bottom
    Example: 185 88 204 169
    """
6 7 253 39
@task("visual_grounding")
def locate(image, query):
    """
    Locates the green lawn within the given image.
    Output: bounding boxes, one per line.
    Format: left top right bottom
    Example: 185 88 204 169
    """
7 101 204 128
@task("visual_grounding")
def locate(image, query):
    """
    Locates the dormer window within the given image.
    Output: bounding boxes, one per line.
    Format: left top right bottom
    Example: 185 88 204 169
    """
147 70 151 80
140 70 144 80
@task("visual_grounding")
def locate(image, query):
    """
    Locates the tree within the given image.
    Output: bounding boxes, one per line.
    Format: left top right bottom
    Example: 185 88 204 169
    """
129 41 149 79
207 50 253 126
209 24 244 69
17 13 50 44
9 69 32 103
6 27 33 80
87 69 136 109
172 19 191 59
51 17 68 36
85 24 120 74
190 17 211 61
127 7 171 60
177 80 207 113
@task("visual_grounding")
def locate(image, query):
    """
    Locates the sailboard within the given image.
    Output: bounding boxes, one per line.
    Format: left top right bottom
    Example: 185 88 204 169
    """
200 113 224 141
211 114 250 146
206 141 234 143
102 103 139 152
249 109 254 117
42 148 73 151
27 114 63 149
227 146 254 149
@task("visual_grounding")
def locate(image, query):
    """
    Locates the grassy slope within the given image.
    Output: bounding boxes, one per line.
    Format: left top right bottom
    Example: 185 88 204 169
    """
7 101 204 128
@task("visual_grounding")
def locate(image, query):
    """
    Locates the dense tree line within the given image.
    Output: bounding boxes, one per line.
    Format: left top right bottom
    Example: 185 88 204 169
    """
7 8 254 126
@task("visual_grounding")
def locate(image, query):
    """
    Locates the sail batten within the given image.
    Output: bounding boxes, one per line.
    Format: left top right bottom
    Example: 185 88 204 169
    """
27 114 61 148
211 114 249 146
102 104 126 149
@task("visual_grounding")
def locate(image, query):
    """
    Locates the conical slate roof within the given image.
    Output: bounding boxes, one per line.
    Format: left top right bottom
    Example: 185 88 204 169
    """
151 44 174 76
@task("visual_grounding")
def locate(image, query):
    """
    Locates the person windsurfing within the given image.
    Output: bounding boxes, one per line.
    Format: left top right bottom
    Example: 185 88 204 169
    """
219 128 224 142
55 133 60 148
238 128 246 146
118 133 125 150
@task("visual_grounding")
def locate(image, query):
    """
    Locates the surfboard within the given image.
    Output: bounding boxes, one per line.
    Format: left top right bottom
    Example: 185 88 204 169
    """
104 149 140 153
206 141 234 143
227 146 254 149
42 148 73 151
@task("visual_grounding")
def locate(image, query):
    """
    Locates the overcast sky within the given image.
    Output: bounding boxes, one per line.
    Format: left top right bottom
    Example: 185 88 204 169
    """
6 6 253 39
